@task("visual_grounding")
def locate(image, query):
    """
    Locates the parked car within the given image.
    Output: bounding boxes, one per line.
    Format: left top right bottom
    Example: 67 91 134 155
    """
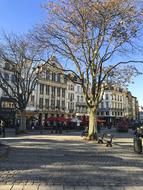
131 121 142 130
116 119 129 132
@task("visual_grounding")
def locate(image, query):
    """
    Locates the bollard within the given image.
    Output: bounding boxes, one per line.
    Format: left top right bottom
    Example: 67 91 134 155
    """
133 136 142 154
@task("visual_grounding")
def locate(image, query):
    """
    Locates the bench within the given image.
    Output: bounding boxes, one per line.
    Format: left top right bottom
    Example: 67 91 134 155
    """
98 133 113 147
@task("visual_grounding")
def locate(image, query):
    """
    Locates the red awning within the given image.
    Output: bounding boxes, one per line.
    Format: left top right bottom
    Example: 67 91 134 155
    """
47 117 58 122
57 117 67 122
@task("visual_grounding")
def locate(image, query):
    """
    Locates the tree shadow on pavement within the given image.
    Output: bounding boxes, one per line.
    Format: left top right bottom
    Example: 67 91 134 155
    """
0 136 143 186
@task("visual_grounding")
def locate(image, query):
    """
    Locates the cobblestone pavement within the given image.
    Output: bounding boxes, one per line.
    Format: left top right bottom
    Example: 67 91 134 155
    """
0 129 143 189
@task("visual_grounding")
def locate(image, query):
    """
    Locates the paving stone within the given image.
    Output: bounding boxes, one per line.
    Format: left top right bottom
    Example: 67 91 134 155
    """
23 184 39 190
0 185 12 190
88 187 110 190
124 187 140 190
39 185 63 190
133 187 143 190
38 185 51 190
0 130 143 188
74 186 88 190
11 185 24 190
64 186 74 190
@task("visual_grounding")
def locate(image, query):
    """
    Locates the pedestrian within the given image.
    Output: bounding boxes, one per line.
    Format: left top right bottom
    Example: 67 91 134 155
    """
31 121 35 130
0 120 2 136
1 120 6 137
40 122 43 134
58 122 63 134
15 120 20 134
54 121 58 134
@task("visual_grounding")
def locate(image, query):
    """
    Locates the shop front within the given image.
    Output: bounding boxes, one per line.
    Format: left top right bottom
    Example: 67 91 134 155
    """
0 97 16 127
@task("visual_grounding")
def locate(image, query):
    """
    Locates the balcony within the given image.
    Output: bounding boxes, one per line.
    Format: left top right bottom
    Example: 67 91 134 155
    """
76 102 87 107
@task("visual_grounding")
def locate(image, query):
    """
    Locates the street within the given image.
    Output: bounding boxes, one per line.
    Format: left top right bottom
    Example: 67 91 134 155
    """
0 129 143 190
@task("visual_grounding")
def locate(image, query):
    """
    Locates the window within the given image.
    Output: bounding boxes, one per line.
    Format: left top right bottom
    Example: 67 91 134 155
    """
57 100 60 108
57 87 61 97
106 111 109 115
40 84 44 95
39 98 43 109
71 85 74 91
101 111 104 115
77 85 80 93
77 95 79 102
57 73 61 82
45 85 50 95
101 102 104 108
31 96 35 105
45 99 49 108
62 88 65 98
112 95 114 100
51 72 56 81
68 102 74 111
51 86 56 96
68 93 74 101
105 94 108 100
106 102 109 108
121 104 122 109
62 101 65 109
69 84 74 91
51 99 55 109
46 70 50 80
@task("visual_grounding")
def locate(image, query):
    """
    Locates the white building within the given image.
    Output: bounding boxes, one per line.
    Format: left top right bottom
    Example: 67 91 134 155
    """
26 57 67 124
66 80 87 116
0 57 140 126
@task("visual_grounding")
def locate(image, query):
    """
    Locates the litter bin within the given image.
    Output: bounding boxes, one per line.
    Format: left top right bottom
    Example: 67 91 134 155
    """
133 136 142 154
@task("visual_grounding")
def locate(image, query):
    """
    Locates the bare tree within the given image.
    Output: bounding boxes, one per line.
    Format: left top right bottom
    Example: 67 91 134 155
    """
0 33 44 132
32 0 143 139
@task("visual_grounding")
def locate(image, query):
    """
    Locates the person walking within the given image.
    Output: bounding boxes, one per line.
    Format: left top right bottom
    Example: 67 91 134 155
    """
1 120 5 138
0 120 2 136
15 120 20 134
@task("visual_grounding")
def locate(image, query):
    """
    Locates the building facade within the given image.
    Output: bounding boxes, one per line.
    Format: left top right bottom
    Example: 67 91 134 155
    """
0 57 140 127
0 61 16 125
27 57 67 124
97 86 126 124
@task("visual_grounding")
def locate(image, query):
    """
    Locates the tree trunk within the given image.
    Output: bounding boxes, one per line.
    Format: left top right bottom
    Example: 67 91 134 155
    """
88 108 97 140
19 110 26 132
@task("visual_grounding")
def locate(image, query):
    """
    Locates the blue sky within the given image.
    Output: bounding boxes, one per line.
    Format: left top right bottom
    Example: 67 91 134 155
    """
0 0 143 106
0 0 46 34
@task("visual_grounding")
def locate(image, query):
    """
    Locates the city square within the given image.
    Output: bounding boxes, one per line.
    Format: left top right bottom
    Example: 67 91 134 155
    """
0 1 143 189
0 128 143 189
